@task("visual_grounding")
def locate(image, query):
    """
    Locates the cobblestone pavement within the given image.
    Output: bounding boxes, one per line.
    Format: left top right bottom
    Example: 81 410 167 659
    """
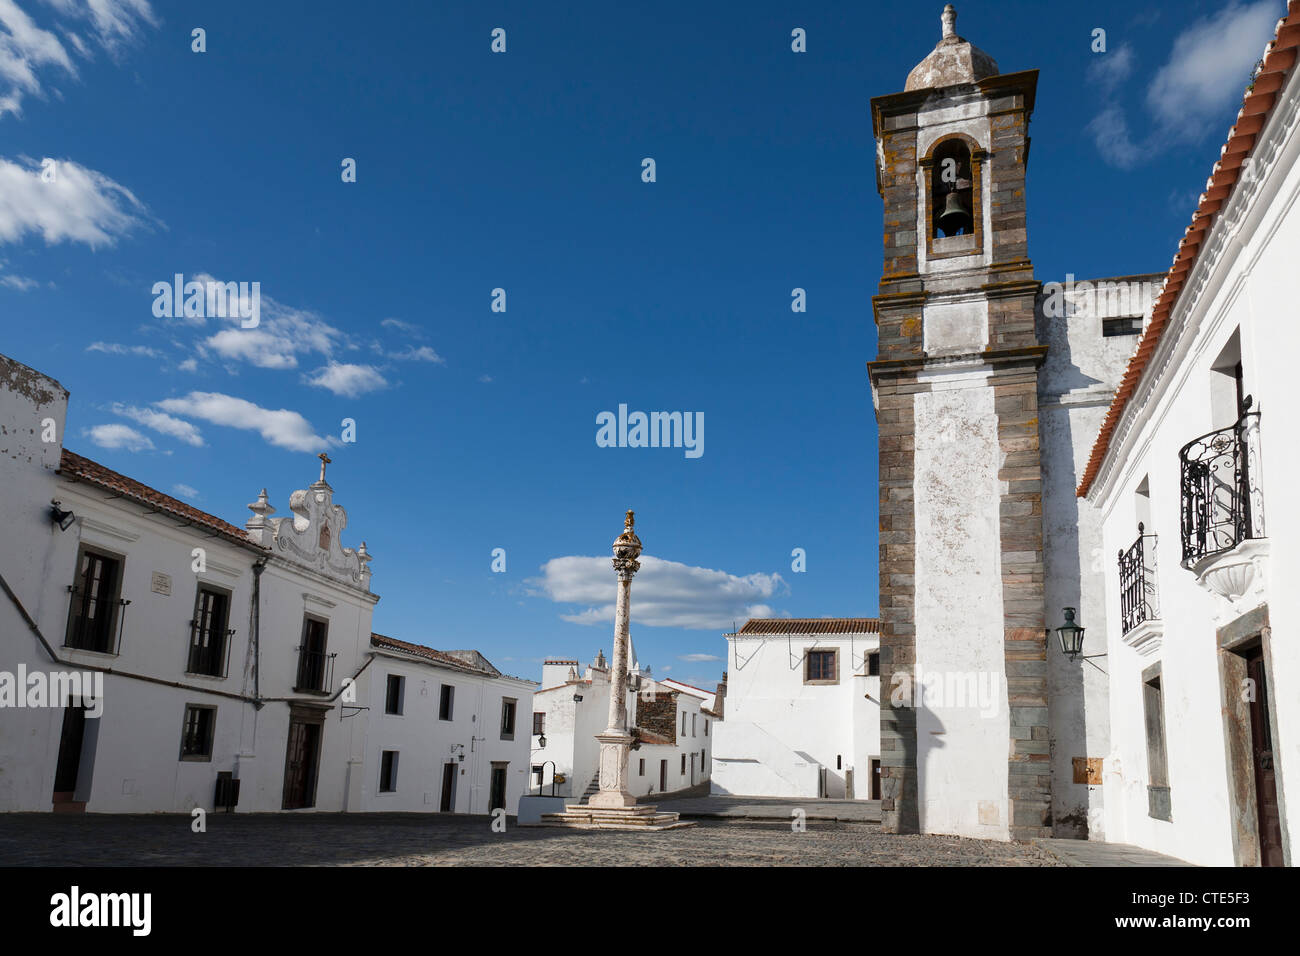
0 813 1063 866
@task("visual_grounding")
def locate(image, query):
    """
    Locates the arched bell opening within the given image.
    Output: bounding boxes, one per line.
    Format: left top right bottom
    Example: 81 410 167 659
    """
930 140 974 238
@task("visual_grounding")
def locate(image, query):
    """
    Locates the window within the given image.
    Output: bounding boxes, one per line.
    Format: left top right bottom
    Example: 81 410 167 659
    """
532 712 545 736
180 705 215 760
805 649 838 684
385 674 404 715
638 758 645 776
500 698 517 739
691 713 697 737
65 546 123 654
532 764 543 785
1143 668 1171 822
868 652 880 677
295 616 330 692
379 750 398 792
680 754 686 774
439 684 454 720
188 585 230 676
705 719 709 737
680 711 686 736
1103 315 1142 337
837 754 842 770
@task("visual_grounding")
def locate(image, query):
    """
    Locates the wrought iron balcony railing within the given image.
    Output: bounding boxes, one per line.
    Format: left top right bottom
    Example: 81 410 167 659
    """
1118 525 1159 635
1179 402 1265 569
294 648 337 694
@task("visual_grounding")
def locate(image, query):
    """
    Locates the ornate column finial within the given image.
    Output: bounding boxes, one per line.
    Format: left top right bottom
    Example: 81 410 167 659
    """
625 509 634 530
318 452 332 483
942 4 957 40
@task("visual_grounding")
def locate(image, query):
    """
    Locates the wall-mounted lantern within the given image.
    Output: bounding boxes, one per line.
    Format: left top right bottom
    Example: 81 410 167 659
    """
49 500 75 531
1054 607 1087 662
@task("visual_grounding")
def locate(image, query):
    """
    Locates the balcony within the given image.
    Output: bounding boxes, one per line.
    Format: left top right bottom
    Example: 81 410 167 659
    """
1118 525 1161 655
1179 405 1267 601
294 648 337 694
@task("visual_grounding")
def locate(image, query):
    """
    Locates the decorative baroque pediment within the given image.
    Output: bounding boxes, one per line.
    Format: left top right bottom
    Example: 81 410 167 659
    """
245 459 372 591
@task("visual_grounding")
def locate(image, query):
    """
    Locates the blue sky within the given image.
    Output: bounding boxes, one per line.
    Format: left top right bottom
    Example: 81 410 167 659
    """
1 0 1282 688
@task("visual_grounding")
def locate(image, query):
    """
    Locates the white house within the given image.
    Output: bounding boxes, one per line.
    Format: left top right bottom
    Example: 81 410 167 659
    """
1080 7 1300 867
529 647 714 801
711 618 880 799
0 349 532 818
364 633 535 814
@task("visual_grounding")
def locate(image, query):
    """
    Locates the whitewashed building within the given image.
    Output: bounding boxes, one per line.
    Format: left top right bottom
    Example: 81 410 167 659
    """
0 349 531 818
364 633 535 814
711 619 880 799
1079 7 1300 867
529 647 714 800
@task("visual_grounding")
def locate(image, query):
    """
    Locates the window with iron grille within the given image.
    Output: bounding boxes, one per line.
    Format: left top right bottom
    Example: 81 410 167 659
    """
868 652 880 676
532 712 545 735
500 698 517 739
188 586 230 677
805 649 838 683
65 546 123 654
379 750 398 792
180 705 216 760
385 674 404 715
439 684 454 720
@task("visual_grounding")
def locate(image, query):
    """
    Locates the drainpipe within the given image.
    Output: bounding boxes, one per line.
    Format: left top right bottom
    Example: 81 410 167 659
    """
251 557 267 705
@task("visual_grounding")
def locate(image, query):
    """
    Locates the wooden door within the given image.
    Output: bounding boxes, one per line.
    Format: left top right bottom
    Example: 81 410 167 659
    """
1246 650 1283 866
282 719 321 809
870 759 881 800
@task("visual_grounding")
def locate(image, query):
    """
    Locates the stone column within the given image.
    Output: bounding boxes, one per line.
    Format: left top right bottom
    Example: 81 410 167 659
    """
589 510 641 809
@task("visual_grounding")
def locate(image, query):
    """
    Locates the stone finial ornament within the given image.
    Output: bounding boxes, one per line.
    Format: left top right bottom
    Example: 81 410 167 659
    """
942 3 956 39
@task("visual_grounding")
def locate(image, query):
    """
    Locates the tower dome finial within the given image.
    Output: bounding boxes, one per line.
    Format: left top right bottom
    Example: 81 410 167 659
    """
942 4 957 40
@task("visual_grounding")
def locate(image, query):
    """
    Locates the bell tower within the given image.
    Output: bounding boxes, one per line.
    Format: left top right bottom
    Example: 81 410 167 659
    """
868 5 1050 841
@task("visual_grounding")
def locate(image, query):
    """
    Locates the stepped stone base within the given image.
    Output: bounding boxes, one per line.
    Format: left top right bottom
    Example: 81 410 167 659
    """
524 803 695 831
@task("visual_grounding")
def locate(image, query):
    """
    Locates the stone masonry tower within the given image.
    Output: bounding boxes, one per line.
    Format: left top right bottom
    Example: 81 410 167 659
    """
868 5 1051 841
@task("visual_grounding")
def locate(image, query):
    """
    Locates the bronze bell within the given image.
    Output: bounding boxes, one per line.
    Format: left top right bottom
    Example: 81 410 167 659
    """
937 189 972 236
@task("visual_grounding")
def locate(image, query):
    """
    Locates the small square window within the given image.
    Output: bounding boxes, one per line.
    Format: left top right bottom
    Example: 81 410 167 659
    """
805 649 838 684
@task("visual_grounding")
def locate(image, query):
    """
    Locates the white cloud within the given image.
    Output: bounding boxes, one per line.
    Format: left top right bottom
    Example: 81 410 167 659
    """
380 318 423 337
1089 1 1281 167
528 555 787 630
478 374 493 383
177 357 197 372
155 391 333 453
86 341 161 358
387 344 444 364
1146 1 1280 135
83 422 152 451
0 273 37 289
0 1 156 119
196 274 345 369
111 402 203 446
303 361 388 397
171 482 199 499
678 653 723 662
0 155 150 246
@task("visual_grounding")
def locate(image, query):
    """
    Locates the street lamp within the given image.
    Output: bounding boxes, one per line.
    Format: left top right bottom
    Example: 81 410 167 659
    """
1054 607 1086 662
